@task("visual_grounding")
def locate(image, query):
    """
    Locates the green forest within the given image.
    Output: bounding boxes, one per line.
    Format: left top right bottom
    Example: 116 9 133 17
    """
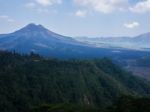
0 51 150 112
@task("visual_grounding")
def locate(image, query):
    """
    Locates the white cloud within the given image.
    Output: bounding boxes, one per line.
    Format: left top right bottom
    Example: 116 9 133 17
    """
0 15 9 19
74 0 128 13
75 10 87 17
24 0 150 15
25 0 62 14
130 0 150 13
7 19 15 23
37 8 49 13
0 15 15 23
25 2 36 8
35 0 62 6
124 22 140 29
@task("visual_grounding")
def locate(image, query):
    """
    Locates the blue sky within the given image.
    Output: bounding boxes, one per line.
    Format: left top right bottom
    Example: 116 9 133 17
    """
0 0 150 37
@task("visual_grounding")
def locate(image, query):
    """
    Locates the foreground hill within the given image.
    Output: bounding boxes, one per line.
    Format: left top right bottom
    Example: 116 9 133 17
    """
0 51 149 112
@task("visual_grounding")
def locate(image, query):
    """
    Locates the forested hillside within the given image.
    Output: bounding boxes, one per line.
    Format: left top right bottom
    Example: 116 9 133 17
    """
0 51 150 112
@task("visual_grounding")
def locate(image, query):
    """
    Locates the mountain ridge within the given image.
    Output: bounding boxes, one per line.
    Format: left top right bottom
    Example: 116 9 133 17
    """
75 32 150 51
0 23 150 59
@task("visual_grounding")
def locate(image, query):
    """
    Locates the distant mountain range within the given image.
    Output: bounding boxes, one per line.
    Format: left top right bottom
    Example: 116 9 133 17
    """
0 23 150 59
75 33 150 51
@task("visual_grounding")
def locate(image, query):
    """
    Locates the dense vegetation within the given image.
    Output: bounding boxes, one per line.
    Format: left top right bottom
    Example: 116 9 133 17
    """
109 95 150 112
0 51 150 112
31 96 150 112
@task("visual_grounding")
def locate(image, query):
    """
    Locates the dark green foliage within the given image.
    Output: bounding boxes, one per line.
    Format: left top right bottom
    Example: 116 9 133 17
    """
31 96 150 112
0 51 150 112
109 96 150 112
31 103 100 112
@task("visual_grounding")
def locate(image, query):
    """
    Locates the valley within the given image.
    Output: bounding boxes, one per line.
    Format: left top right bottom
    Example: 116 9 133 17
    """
127 66 150 80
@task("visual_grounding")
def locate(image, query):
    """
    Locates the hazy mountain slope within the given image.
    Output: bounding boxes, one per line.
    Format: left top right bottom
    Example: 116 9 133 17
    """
0 51 149 112
75 33 150 50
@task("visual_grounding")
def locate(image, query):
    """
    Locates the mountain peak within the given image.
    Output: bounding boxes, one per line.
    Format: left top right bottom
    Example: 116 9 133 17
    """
26 23 38 28
12 23 51 35
22 23 46 31
26 23 45 28
10 23 76 42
